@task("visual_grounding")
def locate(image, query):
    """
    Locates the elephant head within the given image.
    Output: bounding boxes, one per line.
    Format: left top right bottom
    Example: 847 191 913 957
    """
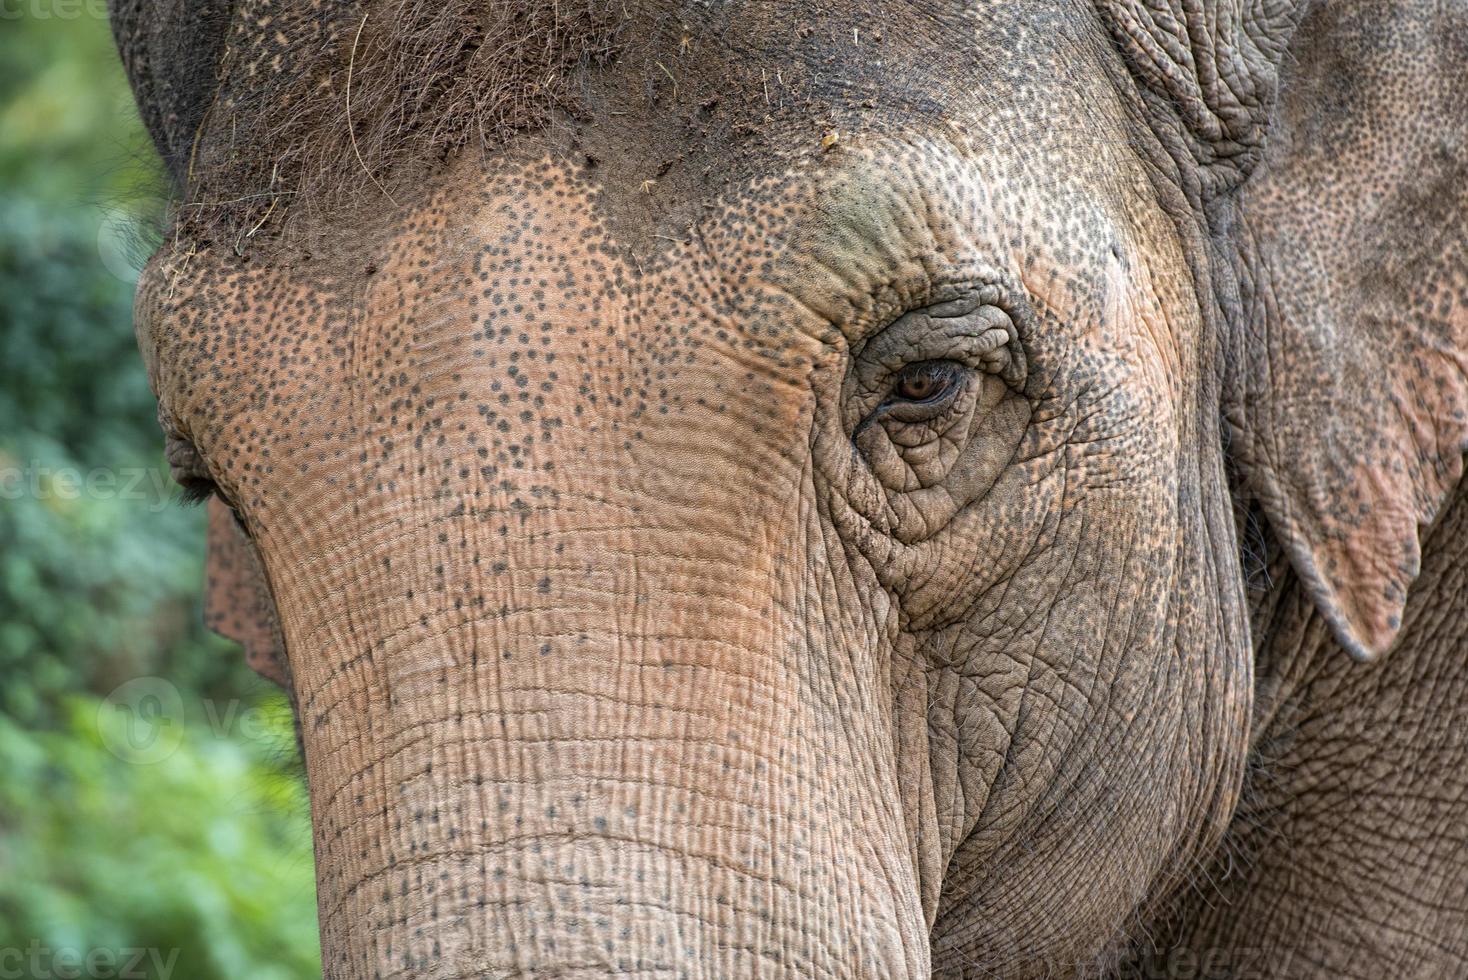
113 0 1468 975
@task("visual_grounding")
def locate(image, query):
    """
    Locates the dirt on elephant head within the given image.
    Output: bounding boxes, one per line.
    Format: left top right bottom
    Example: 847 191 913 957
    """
181 0 623 239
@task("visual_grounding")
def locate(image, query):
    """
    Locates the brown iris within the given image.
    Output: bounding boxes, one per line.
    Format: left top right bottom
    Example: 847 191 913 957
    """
891 362 959 403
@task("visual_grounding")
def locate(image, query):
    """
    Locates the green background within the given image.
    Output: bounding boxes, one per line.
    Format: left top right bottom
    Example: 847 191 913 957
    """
0 7 322 977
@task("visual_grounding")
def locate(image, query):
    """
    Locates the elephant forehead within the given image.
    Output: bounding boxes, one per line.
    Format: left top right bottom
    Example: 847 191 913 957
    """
175 0 1105 241
347 156 830 381
141 123 1178 448
139 157 828 472
148 143 929 358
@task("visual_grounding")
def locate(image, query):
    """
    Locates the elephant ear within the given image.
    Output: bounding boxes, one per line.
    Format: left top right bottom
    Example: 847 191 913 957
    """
205 499 290 688
1227 0 1468 661
108 0 236 180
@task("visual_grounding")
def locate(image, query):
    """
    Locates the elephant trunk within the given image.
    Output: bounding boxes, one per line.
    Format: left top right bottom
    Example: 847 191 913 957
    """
270 386 929 977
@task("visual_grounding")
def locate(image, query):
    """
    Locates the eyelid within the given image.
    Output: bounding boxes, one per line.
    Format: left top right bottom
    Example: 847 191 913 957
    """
862 304 1014 374
166 435 209 481
925 295 986 318
164 435 234 512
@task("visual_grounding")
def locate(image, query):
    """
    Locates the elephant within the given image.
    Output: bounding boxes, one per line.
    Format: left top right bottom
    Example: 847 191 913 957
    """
110 0 1468 976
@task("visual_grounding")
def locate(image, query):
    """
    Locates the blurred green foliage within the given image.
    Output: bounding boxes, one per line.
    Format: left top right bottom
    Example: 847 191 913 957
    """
0 7 321 977
0 702 319 980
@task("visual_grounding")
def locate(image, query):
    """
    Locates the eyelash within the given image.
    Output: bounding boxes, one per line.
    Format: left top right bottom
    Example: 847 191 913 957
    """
177 476 218 508
177 475 253 539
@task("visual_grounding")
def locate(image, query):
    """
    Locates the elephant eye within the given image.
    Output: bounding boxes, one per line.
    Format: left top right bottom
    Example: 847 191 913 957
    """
166 436 251 535
891 362 960 403
166 437 213 503
881 361 966 420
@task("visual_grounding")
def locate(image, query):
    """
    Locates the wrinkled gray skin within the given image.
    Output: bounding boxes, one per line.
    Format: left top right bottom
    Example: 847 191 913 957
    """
113 0 1468 976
